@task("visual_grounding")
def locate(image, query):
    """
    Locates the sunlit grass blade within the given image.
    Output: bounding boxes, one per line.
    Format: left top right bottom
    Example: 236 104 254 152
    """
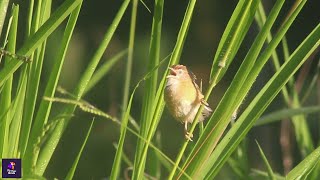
255 141 276 180
65 119 94 180
36 0 130 176
204 22 320 179
255 106 320 126
286 146 320 179
0 0 82 87
133 0 164 177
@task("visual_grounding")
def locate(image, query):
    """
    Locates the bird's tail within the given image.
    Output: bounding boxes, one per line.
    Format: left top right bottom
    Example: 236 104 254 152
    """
199 99 213 121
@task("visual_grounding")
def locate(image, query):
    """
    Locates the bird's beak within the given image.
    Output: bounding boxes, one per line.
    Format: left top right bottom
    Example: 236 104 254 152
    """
168 67 177 76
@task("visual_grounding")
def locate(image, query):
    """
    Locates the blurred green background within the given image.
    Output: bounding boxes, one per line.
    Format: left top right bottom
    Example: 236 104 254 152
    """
11 0 318 179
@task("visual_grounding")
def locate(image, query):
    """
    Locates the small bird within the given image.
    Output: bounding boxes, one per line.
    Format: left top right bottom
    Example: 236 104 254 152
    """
164 64 212 141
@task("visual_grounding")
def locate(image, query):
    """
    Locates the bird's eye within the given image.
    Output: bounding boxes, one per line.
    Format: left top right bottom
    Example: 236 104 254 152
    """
178 69 183 74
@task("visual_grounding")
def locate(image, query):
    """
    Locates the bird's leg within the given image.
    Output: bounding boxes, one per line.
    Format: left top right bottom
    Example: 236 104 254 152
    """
184 121 193 141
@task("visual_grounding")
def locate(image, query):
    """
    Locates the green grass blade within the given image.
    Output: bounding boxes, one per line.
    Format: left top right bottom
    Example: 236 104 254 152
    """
133 0 164 177
44 76 191 179
148 132 161 179
171 0 260 178
209 0 257 83
255 0 314 159
121 0 138 121
110 57 166 180
110 75 138 180
36 0 130 176
286 146 320 179
0 0 9 37
0 4 18 158
6 5 21 157
22 2 83 175
0 0 82 88
65 119 94 180
255 106 320 126
25 0 34 37
255 2 291 103
21 0 81 157
0 8 13 156
136 0 197 179
179 0 286 178
309 161 320 180
85 49 127 94
204 22 320 179
22 0 52 174
113 143 133 167
255 141 276 180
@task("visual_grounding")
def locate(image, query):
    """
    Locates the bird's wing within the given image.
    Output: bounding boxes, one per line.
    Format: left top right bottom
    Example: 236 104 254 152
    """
187 68 201 92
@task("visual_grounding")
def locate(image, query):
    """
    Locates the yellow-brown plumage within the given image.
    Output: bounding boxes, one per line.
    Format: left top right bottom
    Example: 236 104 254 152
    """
164 64 212 140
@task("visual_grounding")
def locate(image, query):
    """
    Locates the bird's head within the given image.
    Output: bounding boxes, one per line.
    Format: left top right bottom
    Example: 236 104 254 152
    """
167 64 190 81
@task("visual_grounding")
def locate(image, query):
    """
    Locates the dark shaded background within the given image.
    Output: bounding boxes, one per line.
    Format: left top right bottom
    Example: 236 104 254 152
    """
14 0 318 179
